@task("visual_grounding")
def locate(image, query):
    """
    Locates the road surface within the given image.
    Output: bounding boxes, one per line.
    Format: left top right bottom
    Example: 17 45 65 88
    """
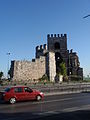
0 93 90 120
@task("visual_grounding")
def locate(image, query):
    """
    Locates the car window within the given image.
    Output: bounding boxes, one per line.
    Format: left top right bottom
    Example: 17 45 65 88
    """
5 88 11 92
24 87 33 92
14 87 23 93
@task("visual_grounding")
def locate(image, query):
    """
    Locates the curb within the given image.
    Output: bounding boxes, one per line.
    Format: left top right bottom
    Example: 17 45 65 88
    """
44 91 82 96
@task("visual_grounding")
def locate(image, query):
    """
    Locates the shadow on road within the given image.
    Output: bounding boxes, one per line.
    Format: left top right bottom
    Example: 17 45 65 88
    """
0 110 90 120
39 110 90 120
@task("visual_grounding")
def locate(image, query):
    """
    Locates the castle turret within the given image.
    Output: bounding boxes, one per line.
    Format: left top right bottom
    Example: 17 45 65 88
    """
36 44 47 58
44 44 47 50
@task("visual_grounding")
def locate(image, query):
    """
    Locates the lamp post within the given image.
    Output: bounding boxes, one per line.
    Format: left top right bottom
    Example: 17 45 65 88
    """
68 53 71 81
6 52 10 79
69 54 71 74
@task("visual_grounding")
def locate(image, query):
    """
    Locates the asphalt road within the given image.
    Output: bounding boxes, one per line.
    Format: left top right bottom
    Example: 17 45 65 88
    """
0 93 90 120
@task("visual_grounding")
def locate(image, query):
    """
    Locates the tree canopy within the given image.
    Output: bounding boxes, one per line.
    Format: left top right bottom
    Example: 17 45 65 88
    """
59 62 67 76
0 71 3 80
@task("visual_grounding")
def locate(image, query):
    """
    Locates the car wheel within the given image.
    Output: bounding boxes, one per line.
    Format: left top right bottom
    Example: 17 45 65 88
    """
9 97 16 104
36 95 41 101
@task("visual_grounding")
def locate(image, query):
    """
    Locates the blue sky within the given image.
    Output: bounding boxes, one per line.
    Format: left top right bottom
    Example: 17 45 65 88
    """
0 0 90 77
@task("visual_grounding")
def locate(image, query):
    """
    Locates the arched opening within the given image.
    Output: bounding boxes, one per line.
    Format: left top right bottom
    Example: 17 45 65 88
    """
55 52 63 73
54 42 60 50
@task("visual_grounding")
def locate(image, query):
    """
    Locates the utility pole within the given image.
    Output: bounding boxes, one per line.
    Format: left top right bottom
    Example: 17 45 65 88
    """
68 53 71 81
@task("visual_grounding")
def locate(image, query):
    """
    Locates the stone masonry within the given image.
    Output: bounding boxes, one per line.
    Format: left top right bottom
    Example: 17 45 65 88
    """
10 56 46 81
46 52 56 82
10 34 83 81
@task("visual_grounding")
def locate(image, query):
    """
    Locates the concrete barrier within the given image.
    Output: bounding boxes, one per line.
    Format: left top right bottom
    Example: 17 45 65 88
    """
0 82 90 96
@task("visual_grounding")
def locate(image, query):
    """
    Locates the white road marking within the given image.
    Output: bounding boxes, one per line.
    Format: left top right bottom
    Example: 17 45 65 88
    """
62 104 90 112
38 97 73 104
33 104 90 117
1 105 90 120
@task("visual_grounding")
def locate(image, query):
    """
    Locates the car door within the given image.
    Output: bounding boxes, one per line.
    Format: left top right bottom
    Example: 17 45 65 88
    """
24 87 35 100
14 87 26 101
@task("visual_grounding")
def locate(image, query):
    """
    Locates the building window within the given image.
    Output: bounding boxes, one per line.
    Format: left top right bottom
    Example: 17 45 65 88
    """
54 42 60 50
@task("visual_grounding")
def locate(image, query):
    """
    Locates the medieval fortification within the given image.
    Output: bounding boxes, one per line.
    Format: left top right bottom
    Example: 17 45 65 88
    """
10 34 83 82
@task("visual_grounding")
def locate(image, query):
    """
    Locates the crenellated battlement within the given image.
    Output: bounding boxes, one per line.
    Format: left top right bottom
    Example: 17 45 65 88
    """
47 34 67 38
36 46 40 50
36 44 47 51
36 44 47 58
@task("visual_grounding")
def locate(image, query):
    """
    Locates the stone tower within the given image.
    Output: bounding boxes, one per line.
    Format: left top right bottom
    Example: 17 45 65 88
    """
47 34 69 74
47 34 83 79
36 44 47 58
35 44 56 81
46 52 56 82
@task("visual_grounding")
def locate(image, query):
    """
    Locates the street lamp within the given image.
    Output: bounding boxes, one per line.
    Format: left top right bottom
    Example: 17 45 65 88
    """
83 14 90 19
6 52 10 79
69 54 71 75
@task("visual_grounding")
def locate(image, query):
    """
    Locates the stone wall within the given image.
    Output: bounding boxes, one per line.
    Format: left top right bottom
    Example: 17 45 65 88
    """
10 56 46 81
46 52 56 82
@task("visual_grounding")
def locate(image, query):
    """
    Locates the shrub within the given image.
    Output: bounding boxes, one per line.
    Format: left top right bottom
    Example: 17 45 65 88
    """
39 74 48 82
70 75 82 81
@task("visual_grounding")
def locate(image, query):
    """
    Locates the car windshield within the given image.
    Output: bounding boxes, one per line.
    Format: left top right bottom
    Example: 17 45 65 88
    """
24 87 33 92
4 87 11 92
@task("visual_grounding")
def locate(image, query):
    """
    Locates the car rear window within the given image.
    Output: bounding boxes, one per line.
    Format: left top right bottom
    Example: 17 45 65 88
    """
14 87 23 93
5 88 11 92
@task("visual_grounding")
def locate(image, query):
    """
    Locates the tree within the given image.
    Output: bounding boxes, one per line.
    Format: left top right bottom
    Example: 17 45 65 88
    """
0 71 3 80
59 62 67 76
55 62 67 83
39 74 48 83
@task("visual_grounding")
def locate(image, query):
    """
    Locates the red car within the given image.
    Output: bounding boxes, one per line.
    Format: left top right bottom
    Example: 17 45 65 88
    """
0 86 44 104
